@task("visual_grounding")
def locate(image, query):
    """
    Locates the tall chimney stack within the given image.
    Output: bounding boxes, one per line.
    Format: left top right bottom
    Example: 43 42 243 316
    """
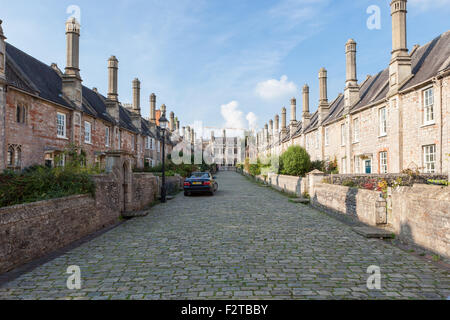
0 20 7 83
345 39 359 113
150 93 156 124
275 115 279 132
318 68 329 124
389 0 411 94
290 98 297 137
62 18 82 107
169 112 175 132
132 78 141 114
281 107 287 139
107 56 119 101
302 84 311 129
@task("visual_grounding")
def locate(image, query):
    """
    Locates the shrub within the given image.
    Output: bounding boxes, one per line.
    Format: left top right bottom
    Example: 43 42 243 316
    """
325 157 339 174
311 160 326 172
342 179 356 188
0 166 95 208
279 146 311 177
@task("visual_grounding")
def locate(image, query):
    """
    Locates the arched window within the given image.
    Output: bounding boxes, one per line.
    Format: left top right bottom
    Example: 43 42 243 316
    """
16 106 21 123
7 146 14 166
21 106 26 123
14 146 21 167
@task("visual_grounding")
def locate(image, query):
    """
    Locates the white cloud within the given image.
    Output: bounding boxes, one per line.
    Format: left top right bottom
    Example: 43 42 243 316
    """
221 101 246 129
220 101 258 133
409 0 450 11
255 75 298 100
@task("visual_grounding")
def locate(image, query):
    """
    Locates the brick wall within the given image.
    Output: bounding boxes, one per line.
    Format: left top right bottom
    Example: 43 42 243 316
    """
0 172 161 274
0 193 119 274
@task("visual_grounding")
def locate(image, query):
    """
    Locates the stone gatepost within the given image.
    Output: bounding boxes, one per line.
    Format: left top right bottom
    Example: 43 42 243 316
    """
105 151 134 213
306 169 325 196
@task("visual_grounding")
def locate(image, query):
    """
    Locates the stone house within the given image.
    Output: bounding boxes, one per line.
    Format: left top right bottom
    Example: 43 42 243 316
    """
257 0 449 175
0 18 180 172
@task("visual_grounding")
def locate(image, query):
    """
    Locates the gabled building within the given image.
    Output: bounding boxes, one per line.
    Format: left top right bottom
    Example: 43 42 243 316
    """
0 18 180 171
257 0 449 175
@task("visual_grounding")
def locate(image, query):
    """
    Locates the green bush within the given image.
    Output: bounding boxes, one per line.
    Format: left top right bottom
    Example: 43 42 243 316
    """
0 166 95 208
342 179 356 188
311 160 326 172
279 146 311 177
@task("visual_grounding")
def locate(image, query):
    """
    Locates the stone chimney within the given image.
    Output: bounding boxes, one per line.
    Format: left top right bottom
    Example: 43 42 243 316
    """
345 39 360 113
264 124 269 144
290 98 297 137
150 93 156 124
269 120 274 144
176 120 180 134
105 56 120 122
132 78 141 114
191 128 195 145
0 20 6 83
274 115 279 144
302 84 311 129
318 68 330 124
161 104 167 118
211 130 215 142
129 78 142 131
281 107 287 139
169 112 175 132
62 18 82 108
107 56 119 101
389 0 411 94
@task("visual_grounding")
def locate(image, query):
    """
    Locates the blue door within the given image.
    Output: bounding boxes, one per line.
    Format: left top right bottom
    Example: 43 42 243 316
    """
365 160 372 174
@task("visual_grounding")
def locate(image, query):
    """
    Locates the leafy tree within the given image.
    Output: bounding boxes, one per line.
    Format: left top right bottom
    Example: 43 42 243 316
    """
279 146 311 177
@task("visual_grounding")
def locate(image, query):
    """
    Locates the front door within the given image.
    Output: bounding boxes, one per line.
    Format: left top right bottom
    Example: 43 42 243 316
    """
365 160 372 174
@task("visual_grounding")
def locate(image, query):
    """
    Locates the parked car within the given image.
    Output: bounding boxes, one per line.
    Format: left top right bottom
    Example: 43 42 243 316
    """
184 172 218 196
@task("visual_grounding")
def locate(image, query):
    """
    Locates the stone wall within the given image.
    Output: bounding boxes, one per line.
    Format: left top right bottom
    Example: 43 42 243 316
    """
0 172 161 274
389 185 449 258
266 173 305 197
310 183 386 226
128 173 158 212
0 192 119 274
324 173 448 187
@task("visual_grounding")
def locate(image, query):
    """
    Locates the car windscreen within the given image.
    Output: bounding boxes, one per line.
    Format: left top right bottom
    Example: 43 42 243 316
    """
190 173 210 179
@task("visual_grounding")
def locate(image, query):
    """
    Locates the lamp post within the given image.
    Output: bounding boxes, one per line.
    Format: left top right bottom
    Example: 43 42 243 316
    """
159 112 169 203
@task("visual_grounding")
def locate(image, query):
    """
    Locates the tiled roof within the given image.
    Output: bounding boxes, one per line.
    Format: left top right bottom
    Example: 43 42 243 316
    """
4 42 170 138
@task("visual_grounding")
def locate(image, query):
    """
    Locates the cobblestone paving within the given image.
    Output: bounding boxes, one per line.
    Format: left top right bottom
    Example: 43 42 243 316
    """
0 172 449 300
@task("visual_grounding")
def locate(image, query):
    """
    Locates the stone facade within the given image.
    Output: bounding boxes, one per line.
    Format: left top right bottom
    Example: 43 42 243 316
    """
255 1 449 176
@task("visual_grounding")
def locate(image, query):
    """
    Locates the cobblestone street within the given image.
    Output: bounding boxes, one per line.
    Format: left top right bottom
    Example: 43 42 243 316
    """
0 172 448 300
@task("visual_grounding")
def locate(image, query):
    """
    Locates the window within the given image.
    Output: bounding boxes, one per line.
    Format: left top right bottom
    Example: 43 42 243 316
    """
131 135 135 151
118 130 122 149
423 88 434 124
341 124 346 146
57 113 66 138
379 151 388 174
423 145 436 173
7 146 14 166
7 145 21 168
105 127 110 147
354 156 361 174
353 118 359 143
146 137 154 150
324 127 329 146
84 121 92 144
56 154 65 167
379 107 387 136
157 141 161 152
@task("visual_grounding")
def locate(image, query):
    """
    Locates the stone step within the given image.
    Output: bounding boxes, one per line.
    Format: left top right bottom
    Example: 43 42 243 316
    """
122 210 149 219
352 226 395 239
289 198 310 204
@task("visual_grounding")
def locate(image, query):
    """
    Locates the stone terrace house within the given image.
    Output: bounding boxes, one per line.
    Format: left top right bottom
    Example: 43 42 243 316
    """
257 0 449 175
0 18 180 172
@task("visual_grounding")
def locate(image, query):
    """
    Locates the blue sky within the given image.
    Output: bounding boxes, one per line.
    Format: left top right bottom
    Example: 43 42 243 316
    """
1 0 449 136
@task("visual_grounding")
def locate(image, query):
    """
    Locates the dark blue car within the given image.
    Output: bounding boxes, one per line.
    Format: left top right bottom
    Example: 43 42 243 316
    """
184 172 218 196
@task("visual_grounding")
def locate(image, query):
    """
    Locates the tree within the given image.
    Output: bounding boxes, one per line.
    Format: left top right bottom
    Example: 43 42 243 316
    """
279 146 311 177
